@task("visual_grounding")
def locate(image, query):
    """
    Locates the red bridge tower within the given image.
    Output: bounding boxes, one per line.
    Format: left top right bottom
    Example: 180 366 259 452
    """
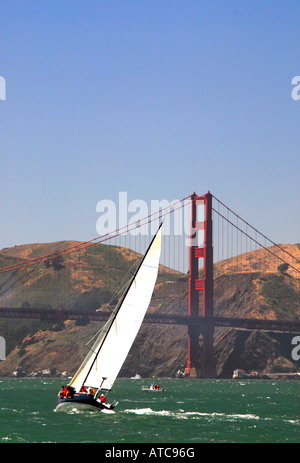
185 191 215 378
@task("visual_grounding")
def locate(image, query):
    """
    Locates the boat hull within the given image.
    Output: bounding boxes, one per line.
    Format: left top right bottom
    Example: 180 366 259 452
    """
55 393 116 412
141 387 165 392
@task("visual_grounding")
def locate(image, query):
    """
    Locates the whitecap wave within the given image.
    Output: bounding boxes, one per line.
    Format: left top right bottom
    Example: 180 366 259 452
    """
123 408 260 421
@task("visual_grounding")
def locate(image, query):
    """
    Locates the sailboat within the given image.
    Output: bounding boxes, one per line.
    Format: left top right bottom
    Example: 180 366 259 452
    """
141 384 165 392
55 224 162 412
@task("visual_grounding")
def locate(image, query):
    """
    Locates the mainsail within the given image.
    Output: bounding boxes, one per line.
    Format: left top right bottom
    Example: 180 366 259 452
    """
69 224 162 392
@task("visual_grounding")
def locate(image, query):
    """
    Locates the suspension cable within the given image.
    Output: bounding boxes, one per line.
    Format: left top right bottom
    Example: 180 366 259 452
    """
213 208 300 274
0 194 192 274
212 194 300 265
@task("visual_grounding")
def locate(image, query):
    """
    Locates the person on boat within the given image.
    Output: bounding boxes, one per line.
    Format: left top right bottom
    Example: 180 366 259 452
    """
66 385 75 398
59 385 68 398
88 386 96 397
80 385 87 393
99 393 106 403
154 384 159 390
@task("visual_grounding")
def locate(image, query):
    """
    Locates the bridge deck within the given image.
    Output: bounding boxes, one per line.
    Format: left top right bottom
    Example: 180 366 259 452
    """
0 307 299 333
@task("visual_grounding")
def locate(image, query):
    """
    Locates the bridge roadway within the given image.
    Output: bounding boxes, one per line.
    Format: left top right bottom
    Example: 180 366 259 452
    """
0 307 299 334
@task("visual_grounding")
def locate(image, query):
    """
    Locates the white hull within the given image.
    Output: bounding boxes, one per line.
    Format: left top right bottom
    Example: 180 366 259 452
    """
55 401 114 413
55 402 99 412
142 387 165 392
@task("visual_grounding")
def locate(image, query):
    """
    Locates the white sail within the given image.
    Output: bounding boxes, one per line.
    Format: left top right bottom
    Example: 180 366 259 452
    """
69 225 162 392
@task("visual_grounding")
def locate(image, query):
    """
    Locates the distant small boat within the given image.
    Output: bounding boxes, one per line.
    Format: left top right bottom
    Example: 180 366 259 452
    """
55 224 162 412
142 384 165 392
131 374 142 379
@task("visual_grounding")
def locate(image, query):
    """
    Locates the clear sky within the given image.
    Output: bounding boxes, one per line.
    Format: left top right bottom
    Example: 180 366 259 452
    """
1 0 299 250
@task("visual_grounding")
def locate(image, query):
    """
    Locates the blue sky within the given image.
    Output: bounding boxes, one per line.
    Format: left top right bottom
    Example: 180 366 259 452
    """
1 0 299 250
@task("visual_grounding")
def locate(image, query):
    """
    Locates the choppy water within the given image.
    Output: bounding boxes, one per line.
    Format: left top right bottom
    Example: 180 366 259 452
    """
0 377 299 443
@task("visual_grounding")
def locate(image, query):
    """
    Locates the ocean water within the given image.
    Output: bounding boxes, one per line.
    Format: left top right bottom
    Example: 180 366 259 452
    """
0 377 299 444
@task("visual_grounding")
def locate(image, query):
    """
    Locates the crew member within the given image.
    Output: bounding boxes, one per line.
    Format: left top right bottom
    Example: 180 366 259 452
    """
66 385 75 398
99 394 106 403
88 387 96 396
59 385 68 398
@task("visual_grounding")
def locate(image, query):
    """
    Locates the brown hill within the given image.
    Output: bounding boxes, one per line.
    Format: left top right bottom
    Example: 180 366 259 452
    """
214 243 300 279
0 241 299 378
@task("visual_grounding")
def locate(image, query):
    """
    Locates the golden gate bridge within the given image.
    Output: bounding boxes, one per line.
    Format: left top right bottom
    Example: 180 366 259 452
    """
0 191 299 377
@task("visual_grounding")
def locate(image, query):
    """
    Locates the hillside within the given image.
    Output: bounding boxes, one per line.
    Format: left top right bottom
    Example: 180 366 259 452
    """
0 240 180 311
0 241 299 378
214 243 300 279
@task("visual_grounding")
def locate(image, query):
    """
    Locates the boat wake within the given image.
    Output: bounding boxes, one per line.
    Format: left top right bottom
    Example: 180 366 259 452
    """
123 408 260 421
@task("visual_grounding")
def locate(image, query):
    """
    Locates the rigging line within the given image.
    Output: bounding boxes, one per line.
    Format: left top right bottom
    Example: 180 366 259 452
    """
212 194 300 265
86 327 105 347
0 195 192 274
213 208 300 274
104 250 145 312
106 258 142 309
